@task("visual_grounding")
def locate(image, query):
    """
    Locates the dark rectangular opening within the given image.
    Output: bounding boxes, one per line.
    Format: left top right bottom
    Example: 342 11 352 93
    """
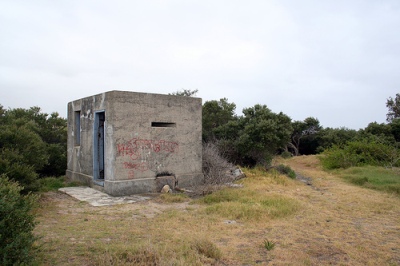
94 111 105 185
151 122 176 128
74 111 81 146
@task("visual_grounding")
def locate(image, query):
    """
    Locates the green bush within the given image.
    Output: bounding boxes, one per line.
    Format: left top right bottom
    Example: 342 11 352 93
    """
0 106 67 192
320 140 400 169
0 175 38 265
280 151 292 159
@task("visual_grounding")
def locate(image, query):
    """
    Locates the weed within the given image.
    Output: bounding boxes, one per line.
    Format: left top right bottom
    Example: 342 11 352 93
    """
263 239 276 251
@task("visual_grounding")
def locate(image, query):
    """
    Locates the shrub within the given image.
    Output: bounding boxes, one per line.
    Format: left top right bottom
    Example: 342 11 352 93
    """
320 140 400 169
280 151 292 159
0 175 38 265
202 142 235 185
275 164 296 179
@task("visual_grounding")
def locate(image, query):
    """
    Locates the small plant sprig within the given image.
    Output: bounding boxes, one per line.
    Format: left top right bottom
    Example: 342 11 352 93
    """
263 239 276 251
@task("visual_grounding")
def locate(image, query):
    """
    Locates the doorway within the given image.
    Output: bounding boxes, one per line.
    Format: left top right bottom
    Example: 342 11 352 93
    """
94 111 105 185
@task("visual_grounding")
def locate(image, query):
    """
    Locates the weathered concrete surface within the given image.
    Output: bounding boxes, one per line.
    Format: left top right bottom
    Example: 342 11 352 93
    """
66 90 204 196
59 187 152 207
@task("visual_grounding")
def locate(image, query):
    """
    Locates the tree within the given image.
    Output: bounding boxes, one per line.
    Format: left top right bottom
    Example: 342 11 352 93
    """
390 119 400 142
0 105 5 120
359 122 396 144
236 104 292 166
386 93 400 122
169 89 199 97
0 122 47 192
202 98 236 141
316 127 358 152
289 117 321 156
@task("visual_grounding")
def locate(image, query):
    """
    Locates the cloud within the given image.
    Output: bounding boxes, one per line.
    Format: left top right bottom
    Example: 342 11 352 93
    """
0 0 399 129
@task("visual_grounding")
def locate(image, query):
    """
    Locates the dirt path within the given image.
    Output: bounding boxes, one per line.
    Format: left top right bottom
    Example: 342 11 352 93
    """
273 156 400 265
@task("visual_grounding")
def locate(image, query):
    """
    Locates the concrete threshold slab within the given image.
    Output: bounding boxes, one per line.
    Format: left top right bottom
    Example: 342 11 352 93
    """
59 187 152 207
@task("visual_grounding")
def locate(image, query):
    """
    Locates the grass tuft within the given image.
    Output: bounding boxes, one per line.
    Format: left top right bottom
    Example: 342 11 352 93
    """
275 164 296 179
191 238 222 260
263 239 276 251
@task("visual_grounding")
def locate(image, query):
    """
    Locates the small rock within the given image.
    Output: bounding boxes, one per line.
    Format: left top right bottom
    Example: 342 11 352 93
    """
161 185 170 193
231 167 246 179
228 183 244 188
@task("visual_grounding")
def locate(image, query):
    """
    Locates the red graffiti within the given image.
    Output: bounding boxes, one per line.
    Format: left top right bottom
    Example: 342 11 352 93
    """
123 162 149 172
117 138 179 161
118 138 179 176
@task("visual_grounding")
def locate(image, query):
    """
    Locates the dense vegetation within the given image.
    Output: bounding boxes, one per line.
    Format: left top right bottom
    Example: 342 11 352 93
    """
0 105 67 193
202 94 400 168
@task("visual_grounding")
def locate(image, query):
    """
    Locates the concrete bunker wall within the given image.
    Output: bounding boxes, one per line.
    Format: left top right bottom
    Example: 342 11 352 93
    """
66 93 108 187
66 90 204 196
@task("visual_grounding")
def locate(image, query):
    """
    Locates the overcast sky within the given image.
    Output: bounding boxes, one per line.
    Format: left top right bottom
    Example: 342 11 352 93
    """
1 0 399 129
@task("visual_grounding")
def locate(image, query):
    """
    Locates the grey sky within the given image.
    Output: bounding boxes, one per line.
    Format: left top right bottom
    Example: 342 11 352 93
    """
0 0 399 129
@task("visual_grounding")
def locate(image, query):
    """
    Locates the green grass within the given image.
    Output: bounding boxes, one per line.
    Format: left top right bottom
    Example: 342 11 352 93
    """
197 187 299 221
334 166 400 196
263 239 276 251
38 176 81 192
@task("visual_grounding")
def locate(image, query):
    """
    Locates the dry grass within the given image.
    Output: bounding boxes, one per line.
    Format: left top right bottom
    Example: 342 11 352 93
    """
34 155 400 265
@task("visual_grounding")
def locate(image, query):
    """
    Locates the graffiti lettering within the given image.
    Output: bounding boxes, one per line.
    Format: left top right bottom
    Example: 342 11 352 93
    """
123 162 149 172
117 138 179 160
117 138 179 176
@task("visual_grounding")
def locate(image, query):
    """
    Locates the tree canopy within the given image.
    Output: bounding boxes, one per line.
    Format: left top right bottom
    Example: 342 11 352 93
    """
386 93 400 122
202 98 236 142
289 117 321 156
0 106 67 192
169 89 199 97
